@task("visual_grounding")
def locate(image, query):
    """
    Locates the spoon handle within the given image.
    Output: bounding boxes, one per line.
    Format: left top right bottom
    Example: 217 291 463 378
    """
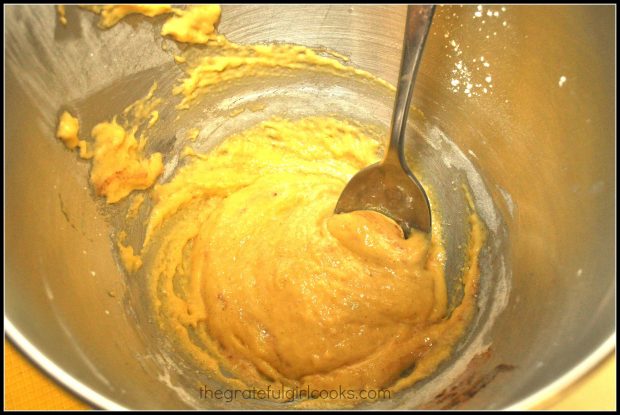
386 5 435 166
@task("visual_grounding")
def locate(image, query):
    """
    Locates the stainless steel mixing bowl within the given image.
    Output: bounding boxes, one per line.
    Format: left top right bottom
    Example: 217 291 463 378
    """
5 5 615 409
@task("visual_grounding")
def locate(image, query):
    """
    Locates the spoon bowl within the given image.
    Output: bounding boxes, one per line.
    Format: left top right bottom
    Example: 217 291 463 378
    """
335 159 432 236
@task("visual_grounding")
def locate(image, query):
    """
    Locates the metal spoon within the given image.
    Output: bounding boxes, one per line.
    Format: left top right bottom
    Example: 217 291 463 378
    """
335 5 435 237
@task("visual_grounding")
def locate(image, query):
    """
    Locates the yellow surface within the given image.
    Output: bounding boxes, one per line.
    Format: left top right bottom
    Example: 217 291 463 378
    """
5 340 89 410
5 340 615 409
545 353 617 411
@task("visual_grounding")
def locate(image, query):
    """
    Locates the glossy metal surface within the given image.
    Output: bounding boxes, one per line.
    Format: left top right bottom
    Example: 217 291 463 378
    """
5 5 615 410
335 5 434 236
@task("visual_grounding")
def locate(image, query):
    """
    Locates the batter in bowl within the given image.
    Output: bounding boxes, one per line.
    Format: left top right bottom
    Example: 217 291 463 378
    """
55 5 485 407
142 116 484 406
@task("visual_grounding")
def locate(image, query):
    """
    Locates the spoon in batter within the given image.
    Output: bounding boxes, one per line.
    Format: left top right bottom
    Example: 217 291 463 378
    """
335 5 434 237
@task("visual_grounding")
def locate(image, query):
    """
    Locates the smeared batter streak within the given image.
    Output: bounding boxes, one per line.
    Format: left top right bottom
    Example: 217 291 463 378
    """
56 111 92 159
161 5 221 44
56 86 163 203
56 5 67 26
81 4 174 28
